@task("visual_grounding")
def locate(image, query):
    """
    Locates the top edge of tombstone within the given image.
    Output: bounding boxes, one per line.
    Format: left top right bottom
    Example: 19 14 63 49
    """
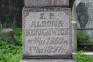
24 0 69 7
22 7 71 12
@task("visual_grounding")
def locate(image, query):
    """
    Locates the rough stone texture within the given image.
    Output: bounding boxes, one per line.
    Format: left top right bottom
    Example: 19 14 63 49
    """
22 7 72 58
76 2 88 28
72 0 93 41
22 59 76 62
0 28 15 45
72 21 77 52
24 0 69 7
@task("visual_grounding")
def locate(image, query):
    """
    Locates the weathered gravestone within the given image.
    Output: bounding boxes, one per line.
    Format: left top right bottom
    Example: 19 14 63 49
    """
0 28 15 45
24 0 69 7
22 0 76 62
72 0 93 42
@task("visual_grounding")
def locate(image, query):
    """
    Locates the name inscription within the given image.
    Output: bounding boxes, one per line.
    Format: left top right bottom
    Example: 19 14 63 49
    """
23 10 72 56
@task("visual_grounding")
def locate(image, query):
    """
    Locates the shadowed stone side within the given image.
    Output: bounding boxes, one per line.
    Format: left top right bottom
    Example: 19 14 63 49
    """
24 0 69 7
22 59 76 62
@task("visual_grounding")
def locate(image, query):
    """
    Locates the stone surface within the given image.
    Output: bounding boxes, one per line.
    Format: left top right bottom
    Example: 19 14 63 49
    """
22 7 72 58
0 28 15 45
24 0 69 7
22 59 76 62
72 0 93 41
72 21 77 52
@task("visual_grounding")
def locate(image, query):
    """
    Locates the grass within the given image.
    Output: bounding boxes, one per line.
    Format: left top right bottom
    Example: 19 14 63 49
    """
74 51 93 62
0 28 22 62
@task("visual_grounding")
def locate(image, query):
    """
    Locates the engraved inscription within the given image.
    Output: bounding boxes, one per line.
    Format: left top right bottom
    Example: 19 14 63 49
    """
25 28 69 36
23 10 71 56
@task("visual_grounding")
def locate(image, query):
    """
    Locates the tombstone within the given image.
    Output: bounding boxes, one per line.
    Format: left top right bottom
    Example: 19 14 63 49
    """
0 28 15 45
22 0 76 62
72 0 93 42
24 0 69 7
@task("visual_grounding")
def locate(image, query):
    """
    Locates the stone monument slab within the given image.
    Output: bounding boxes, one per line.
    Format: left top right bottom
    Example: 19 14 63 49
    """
24 0 69 7
22 7 72 59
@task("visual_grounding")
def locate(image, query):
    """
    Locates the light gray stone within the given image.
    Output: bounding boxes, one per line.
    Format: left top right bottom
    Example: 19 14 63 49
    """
22 7 72 58
72 21 77 52
24 0 69 7
72 0 93 41
0 28 15 45
22 0 76 61
22 59 76 62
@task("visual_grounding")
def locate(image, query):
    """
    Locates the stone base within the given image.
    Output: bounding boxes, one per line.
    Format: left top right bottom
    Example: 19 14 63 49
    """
22 59 76 62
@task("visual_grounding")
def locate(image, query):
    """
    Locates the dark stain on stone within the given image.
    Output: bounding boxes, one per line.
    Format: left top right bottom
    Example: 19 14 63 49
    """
76 2 89 28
